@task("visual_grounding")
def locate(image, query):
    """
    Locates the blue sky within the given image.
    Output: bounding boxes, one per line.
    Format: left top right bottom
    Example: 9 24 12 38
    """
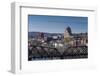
28 15 88 33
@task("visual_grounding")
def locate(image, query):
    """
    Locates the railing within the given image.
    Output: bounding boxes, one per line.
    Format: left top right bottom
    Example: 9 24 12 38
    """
28 45 88 61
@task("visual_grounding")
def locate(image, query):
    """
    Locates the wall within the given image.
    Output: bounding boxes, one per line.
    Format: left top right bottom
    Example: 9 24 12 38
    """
0 0 100 76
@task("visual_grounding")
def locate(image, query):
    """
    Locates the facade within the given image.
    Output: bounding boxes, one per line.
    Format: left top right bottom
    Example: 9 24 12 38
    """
64 26 87 46
64 27 71 38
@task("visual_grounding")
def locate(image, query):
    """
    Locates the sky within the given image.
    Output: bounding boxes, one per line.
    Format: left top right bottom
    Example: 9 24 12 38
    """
28 15 88 33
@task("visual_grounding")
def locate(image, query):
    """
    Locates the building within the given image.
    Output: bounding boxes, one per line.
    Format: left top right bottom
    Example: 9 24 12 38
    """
64 26 73 39
64 27 71 38
37 32 44 39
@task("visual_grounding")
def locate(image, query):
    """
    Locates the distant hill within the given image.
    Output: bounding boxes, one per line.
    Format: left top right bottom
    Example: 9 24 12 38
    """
28 32 63 38
28 31 87 39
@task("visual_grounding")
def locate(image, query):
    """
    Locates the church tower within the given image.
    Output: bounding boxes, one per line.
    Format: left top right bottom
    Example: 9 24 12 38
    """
64 26 72 38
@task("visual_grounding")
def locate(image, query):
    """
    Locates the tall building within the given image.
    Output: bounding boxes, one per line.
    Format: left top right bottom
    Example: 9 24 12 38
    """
64 26 72 38
37 32 44 39
67 26 72 35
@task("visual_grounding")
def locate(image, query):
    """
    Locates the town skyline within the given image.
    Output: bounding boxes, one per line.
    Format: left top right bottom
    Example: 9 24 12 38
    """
28 15 88 33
